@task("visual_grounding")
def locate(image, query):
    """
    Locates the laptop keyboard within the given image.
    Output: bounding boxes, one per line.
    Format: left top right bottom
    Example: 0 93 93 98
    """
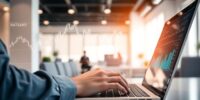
90 84 149 97
129 84 149 97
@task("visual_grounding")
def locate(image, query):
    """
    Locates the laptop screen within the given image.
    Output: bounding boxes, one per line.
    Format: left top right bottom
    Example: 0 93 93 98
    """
142 0 198 97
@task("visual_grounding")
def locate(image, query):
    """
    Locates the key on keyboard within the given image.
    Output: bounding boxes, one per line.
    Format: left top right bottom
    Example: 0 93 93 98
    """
92 84 149 97
129 84 149 97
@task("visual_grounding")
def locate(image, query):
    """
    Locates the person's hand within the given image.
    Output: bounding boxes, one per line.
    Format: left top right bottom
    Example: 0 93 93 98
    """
72 69 129 97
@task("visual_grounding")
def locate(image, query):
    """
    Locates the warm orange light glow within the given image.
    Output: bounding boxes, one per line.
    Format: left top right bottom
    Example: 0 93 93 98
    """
125 20 130 25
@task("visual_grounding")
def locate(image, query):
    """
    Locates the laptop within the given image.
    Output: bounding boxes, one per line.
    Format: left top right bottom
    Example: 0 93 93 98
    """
77 0 199 100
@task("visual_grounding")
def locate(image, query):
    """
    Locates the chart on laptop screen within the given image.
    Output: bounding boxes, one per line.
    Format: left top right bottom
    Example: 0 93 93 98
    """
152 49 175 71
143 2 196 93
152 6 195 73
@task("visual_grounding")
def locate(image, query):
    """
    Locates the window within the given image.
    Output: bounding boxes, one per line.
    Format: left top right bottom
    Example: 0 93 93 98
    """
40 32 127 63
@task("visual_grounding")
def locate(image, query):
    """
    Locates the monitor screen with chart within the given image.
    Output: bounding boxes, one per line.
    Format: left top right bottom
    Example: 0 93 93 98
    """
142 0 198 97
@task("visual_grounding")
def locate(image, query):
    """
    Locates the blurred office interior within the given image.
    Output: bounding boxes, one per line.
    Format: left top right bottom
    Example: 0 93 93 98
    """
0 0 200 76
1 0 200 99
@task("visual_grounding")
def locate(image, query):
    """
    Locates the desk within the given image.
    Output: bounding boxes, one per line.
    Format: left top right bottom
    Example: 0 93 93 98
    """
128 78 200 100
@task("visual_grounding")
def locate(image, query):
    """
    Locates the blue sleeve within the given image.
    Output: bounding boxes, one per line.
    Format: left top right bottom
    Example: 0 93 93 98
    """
0 40 77 100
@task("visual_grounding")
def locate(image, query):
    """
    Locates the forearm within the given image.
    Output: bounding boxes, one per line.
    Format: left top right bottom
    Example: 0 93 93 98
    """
0 64 77 100
0 40 77 100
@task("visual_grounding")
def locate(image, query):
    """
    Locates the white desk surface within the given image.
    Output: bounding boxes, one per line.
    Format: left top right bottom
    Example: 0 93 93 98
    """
127 78 200 100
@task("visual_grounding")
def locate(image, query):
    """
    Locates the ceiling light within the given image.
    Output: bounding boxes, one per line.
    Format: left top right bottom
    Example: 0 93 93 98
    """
68 9 75 15
73 20 79 25
166 21 171 25
43 20 49 25
101 20 107 25
125 20 130 25
38 9 43 14
179 12 183 16
104 8 111 14
152 0 162 5
3 6 9 12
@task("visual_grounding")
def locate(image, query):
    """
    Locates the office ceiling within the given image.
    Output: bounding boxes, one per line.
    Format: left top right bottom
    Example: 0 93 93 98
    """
39 0 161 26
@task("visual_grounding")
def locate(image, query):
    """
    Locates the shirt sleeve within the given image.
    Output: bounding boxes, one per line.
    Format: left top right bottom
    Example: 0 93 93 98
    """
0 39 77 100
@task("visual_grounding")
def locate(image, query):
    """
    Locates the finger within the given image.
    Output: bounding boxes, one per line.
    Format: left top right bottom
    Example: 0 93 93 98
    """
105 76 129 92
107 83 128 94
96 69 107 77
95 68 101 70
120 75 128 85
106 72 128 85
106 71 120 76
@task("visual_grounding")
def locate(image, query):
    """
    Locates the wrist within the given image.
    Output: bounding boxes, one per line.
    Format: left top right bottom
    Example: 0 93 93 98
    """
72 77 83 96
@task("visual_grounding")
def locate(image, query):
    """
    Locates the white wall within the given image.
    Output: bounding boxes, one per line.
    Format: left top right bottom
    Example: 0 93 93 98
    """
10 0 39 72
130 12 146 67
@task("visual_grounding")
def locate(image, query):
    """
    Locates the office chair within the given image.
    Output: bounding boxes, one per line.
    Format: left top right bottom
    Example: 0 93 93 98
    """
55 62 66 76
63 62 73 77
180 57 200 77
68 60 80 77
40 62 59 76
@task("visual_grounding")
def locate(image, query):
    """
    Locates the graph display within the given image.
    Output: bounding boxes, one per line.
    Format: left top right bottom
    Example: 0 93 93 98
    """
143 1 197 96
152 49 175 70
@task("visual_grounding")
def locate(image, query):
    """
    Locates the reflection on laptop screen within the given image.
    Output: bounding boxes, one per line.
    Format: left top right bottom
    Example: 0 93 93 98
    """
143 0 197 97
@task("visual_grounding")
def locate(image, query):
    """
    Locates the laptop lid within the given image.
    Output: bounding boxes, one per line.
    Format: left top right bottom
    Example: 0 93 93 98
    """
142 0 199 99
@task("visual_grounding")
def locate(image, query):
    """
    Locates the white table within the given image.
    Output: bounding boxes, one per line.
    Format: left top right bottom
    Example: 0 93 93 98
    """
127 78 200 100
